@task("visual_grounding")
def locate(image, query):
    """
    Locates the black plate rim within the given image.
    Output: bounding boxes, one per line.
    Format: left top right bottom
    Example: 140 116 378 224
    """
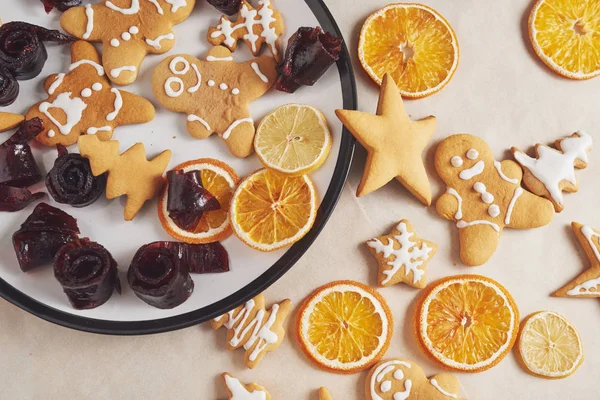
0 0 357 335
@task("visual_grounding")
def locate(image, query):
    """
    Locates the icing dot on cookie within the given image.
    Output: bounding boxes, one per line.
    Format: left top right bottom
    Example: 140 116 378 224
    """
81 88 92 98
122 32 132 41
231 88 240 95
474 182 494 204
110 38 120 47
219 83 228 90
393 369 404 380
380 380 392 393
451 156 463 167
467 149 479 160
48 129 55 138
92 83 102 91
208 80 215 87
488 204 500 217
129 26 139 34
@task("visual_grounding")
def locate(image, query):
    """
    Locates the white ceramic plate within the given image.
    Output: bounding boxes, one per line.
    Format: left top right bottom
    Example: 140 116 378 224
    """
0 0 355 334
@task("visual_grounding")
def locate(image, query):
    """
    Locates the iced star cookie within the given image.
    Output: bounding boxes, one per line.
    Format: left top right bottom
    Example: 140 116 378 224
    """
60 0 195 85
366 359 463 400
367 219 437 289
152 46 277 158
25 41 155 147
435 134 554 266
512 131 592 212
222 373 271 400
208 0 284 62
554 222 600 298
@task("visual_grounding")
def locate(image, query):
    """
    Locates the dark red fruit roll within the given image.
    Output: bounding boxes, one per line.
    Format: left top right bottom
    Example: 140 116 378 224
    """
0 65 19 106
166 170 220 231
128 242 196 309
54 238 121 310
41 0 82 13
183 241 229 274
0 118 43 188
275 27 343 93
0 185 45 212
46 145 106 208
12 202 80 272
206 0 242 15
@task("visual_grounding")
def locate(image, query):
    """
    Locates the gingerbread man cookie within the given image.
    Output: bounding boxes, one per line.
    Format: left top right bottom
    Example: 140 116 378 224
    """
512 131 592 212
208 0 284 62
222 373 271 400
60 0 195 85
366 359 463 400
152 46 277 158
435 134 554 266
25 41 155 147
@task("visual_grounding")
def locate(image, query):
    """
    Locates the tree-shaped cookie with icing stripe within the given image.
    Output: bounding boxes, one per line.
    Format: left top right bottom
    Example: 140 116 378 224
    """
222 373 271 400
25 41 155 147
512 131 592 212
208 0 284 62
211 293 291 368
61 0 195 85
152 46 277 158
435 134 554 266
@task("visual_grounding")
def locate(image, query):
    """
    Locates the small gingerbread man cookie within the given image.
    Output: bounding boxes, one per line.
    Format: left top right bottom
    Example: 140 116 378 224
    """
60 0 195 85
222 373 271 400
435 134 554 266
152 46 277 158
366 359 463 400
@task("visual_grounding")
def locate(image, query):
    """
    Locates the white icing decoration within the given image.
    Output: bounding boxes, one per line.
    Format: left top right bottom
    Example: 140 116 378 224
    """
110 66 137 78
206 55 234 62
146 0 164 14
69 60 105 76
47 129 55 138
582 225 600 261
459 160 484 180
187 64 201 93
106 0 140 15
451 156 463 167
48 73 65 95
231 88 240 95
39 92 87 136
473 182 494 204
110 38 120 47
87 126 111 135
251 62 269 83
494 161 518 184
83 4 94 39
222 118 253 140
457 220 500 233
169 56 189 75
393 369 404 380
488 204 500 218
369 360 412 400
165 0 187 12
366 222 433 285
514 131 592 206
92 83 102 91
505 187 523 224
106 88 122 121
208 80 215 87
430 378 458 399
567 277 600 296
122 32 132 41
145 33 175 49
165 77 184 97
380 381 392 393
446 187 462 219
129 26 139 34
219 83 228 90
223 374 268 400
467 148 479 160
187 114 211 131
81 88 92 98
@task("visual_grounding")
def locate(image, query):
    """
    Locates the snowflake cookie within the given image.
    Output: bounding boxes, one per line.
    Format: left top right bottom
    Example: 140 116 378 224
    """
435 134 554 266
367 220 437 289
512 131 592 212
60 0 195 85
222 373 271 400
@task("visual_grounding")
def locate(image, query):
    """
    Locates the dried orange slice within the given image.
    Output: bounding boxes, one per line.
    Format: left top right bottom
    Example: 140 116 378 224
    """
229 168 317 251
415 275 519 372
296 280 393 374
517 311 583 379
158 159 239 244
358 3 459 98
529 0 600 79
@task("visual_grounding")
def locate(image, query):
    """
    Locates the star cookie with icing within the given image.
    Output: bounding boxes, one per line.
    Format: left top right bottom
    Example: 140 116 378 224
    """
367 219 437 289
25 41 155 147
222 373 271 400
554 222 600 298
152 46 277 158
335 73 435 204
60 0 195 85
208 0 284 62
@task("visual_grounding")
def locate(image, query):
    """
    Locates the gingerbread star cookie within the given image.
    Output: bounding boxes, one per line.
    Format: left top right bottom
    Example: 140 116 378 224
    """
0 113 24 133
554 222 600 298
435 134 554 266
366 359 464 400
367 220 437 289
60 0 195 85
512 131 592 212
25 41 155 147
208 0 284 62
222 373 271 400
335 73 435 204
152 46 277 158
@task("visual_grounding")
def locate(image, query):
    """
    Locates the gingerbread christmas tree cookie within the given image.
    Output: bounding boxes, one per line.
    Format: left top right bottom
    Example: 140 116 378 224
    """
25 41 155 147
152 46 277 158
435 134 554 266
60 0 195 85
335 73 435 204
367 220 437 289
208 0 284 62
512 131 592 212
222 373 271 399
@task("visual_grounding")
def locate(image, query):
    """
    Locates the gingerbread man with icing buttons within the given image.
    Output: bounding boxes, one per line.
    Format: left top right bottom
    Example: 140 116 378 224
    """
60 0 195 85
435 134 554 266
151 46 277 158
